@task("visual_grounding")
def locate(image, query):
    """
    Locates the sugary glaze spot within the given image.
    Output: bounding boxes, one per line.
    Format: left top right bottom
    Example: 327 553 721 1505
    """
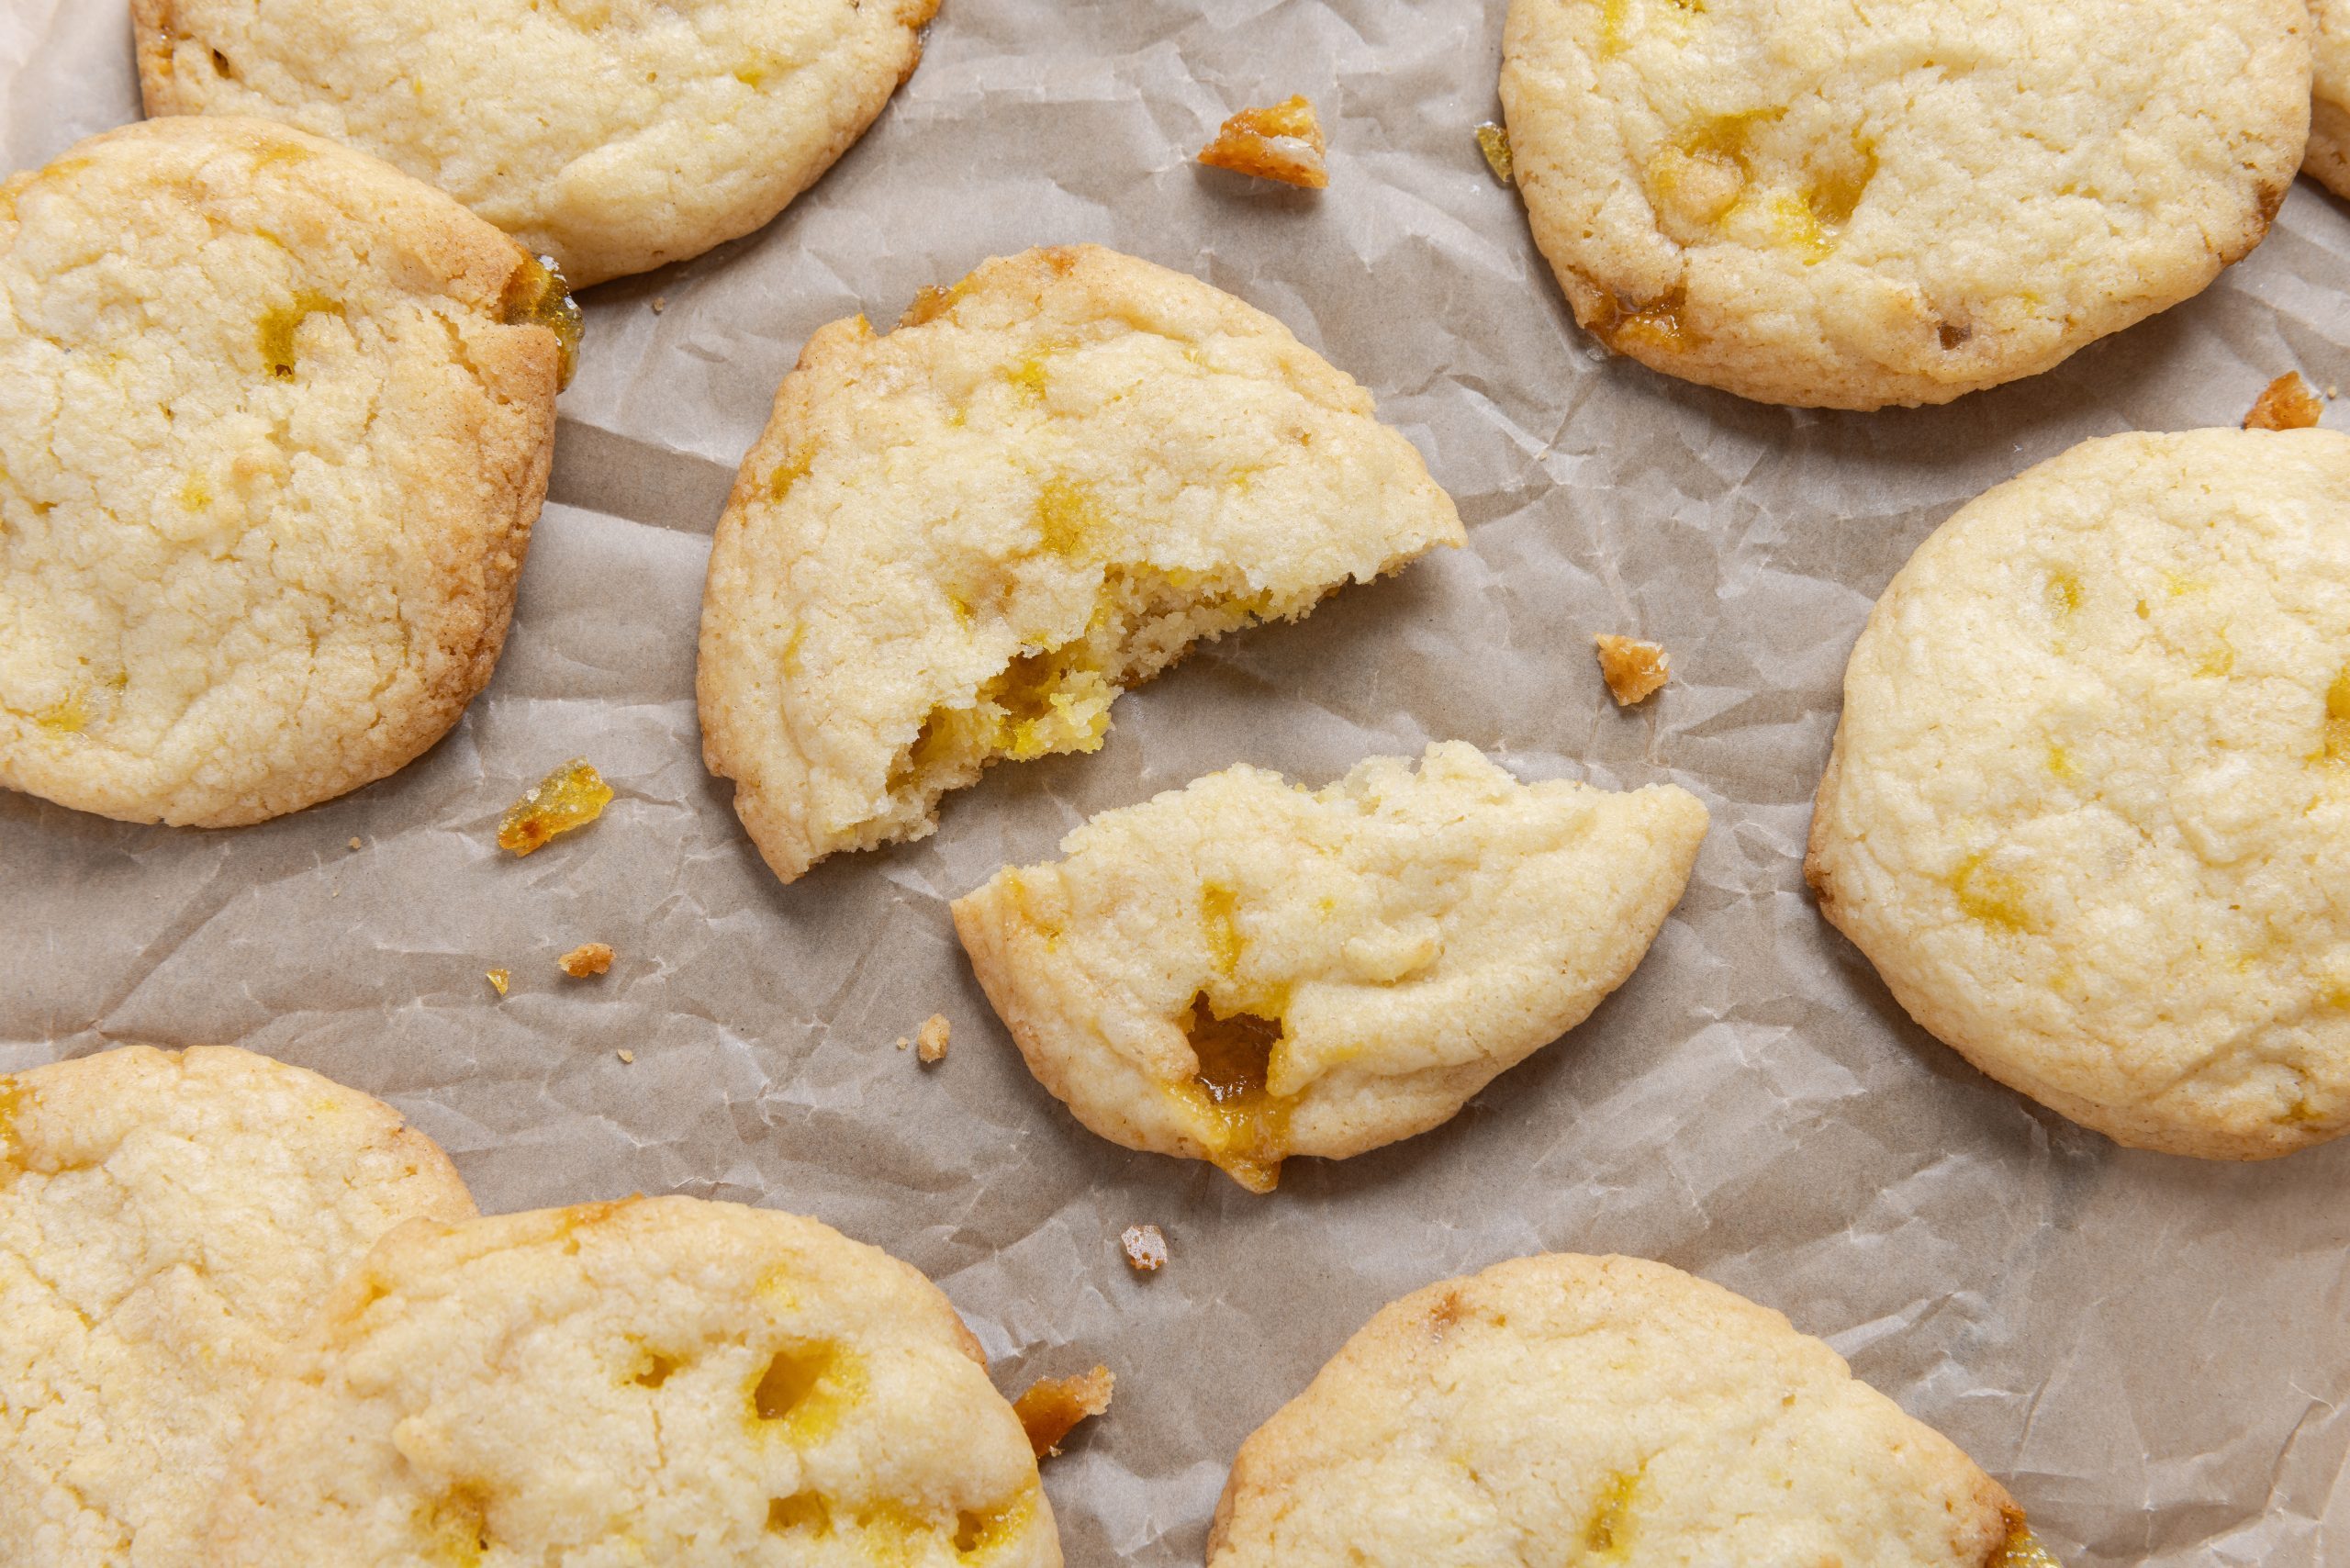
1987 1521 2064 1568
1013 1365 1113 1457
1594 633 1670 705
498 252 584 390
498 758 613 855
1198 95 1330 188
1476 122 1515 184
1173 996 1292 1192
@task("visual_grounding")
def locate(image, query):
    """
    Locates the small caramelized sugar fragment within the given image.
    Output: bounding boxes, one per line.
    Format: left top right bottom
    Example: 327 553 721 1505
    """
1988 1521 2064 1568
1198 95 1329 189
916 1013 951 1063
1594 634 1669 706
485 968 510 996
500 252 585 391
1585 283 1694 354
1475 122 1515 185
1180 996 1292 1193
767 1492 832 1536
498 758 613 856
1013 1365 1113 1458
2245 371 2323 431
558 942 614 978
2323 667 2350 761
1119 1224 1167 1272
955 1490 1036 1557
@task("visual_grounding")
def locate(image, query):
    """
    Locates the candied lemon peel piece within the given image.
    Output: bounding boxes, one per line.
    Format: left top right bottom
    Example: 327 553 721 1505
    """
2244 370 2323 431
498 758 612 855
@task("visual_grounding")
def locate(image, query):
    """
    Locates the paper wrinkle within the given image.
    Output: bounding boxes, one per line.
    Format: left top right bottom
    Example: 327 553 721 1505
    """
8 2 2350 1562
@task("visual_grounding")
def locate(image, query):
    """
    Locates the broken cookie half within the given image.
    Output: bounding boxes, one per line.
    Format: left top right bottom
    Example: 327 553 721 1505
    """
697 244 1464 883
951 743 1708 1192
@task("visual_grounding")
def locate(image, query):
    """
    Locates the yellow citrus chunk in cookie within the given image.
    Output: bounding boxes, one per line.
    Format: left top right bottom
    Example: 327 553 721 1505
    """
1498 0 2310 408
1808 428 2350 1159
204 1196 1059 1568
697 245 1465 883
951 743 1707 1191
133 0 937 286
0 118 562 827
0 1045 475 1568
1208 1254 2046 1568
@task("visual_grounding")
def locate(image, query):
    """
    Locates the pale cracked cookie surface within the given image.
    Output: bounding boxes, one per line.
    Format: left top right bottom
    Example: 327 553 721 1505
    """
950 743 1707 1191
135 0 939 286
1499 0 2310 408
0 117 561 827
206 1196 1059 1568
1808 428 2350 1159
2310 0 2350 196
698 245 1465 884
0 1044 476 1568
1207 1253 2036 1568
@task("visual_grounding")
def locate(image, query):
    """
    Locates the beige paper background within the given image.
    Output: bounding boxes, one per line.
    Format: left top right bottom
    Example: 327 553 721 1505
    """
6 2 2350 1562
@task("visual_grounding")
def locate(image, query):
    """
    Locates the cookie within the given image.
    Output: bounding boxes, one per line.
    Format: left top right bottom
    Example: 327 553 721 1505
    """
951 743 1707 1191
1807 428 2350 1159
2311 0 2350 196
0 1044 475 1568
697 245 1464 884
0 117 563 828
134 0 939 286
1207 1253 2046 1568
1498 0 2310 408
206 1196 1058 1567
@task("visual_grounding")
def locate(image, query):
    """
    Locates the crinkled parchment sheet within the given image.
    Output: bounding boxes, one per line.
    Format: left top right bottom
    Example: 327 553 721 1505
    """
6 2 2350 1562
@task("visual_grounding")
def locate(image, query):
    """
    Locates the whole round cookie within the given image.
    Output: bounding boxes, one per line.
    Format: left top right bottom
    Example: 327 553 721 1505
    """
1498 0 2310 409
207 1196 1059 1568
2310 0 2350 196
1208 1254 2049 1568
0 1044 476 1568
1808 428 2350 1158
953 744 1708 1192
0 118 564 827
698 244 1462 883
134 0 939 286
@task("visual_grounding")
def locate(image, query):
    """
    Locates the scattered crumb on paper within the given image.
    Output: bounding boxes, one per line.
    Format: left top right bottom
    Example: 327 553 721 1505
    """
559 943 614 978
916 1014 951 1063
1198 95 1328 188
2244 371 2322 431
1595 633 1671 706
498 758 614 856
1014 1365 1114 1457
485 968 510 996
1120 1225 1168 1271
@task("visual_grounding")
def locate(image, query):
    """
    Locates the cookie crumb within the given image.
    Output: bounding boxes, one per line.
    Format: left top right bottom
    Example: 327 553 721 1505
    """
2245 371 2323 431
348 835 364 850
915 1014 951 1063
618 1049 634 1063
650 296 666 314
558 942 614 978
1119 1225 1167 1272
1198 95 1328 189
1013 1365 1114 1458
498 758 613 856
486 968 510 996
1594 633 1671 706
1475 122 1514 185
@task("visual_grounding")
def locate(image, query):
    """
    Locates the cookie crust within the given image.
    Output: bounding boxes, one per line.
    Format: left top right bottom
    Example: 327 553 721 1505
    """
0 1044 475 1568
134 0 940 286
1808 428 2350 1158
1207 1253 2026 1568
1500 0 2310 408
0 117 559 827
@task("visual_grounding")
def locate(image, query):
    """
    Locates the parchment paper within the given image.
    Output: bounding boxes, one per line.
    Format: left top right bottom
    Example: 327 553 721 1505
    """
6 2 2350 1562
